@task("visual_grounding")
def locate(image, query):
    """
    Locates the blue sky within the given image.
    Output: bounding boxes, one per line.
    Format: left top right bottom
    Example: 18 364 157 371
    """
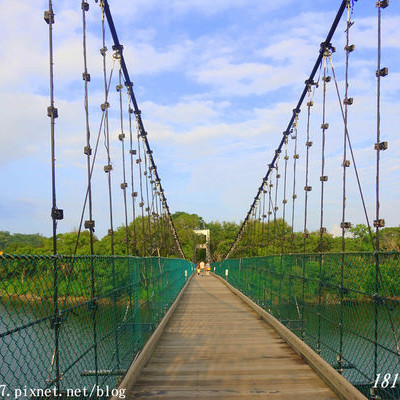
0 0 399 238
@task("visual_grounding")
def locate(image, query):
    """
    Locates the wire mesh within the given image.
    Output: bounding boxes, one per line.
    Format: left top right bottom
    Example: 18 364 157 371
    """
214 252 400 400
0 254 192 399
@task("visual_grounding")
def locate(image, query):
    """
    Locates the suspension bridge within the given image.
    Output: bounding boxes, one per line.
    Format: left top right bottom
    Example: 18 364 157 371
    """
1 0 399 399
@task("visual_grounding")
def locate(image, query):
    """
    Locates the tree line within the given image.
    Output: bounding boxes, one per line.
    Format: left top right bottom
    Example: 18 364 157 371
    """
1 212 400 261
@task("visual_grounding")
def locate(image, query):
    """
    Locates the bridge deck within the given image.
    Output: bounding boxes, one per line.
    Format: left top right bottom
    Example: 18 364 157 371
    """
129 275 339 399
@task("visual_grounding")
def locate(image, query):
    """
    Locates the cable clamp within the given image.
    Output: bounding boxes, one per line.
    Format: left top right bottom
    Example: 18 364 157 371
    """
304 186 312 192
82 72 91 82
112 44 124 52
303 233 309 238
262 214 267 218
143 170 147 176
145 207 150 212
136 158 142 164
274 206 279 211
116 84 123 92
104 164 112 173
276 174 281 179
84 146 92 156
132 192 138 197
81 2 89 11
320 227 327 234
44 10 54 24
374 141 388 151
344 44 355 53
282 199 288 204
376 0 389 8
84 220 95 230
373 219 385 228
129 149 137 155
118 133 125 141
305 78 318 88
343 97 353 105
343 160 351 167
120 182 128 189
51 208 64 220
320 176 328 182
321 123 329 130
100 102 110 111
268 211 272 216
340 222 352 229
100 46 107 56
47 106 58 119
306 141 313 147
320 41 336 55
275 149 281 155
139 202 144 207
293 108 301 115
284 155 289 160
293 154 299 159
322 76 331 83
107 229 113 236
376 67 388 77
307 100 314 107
50 312 63 329
292 194 297 199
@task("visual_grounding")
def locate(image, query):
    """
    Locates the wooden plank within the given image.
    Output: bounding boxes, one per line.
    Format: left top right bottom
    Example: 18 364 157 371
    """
124 276 347 399
214 274 368 400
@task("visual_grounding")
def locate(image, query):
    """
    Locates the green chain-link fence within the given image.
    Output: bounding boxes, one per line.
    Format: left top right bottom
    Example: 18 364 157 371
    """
0 254 193 399
214 252 400 400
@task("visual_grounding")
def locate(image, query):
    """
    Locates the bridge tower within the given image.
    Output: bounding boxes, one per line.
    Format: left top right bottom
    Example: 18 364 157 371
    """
193 229 211 263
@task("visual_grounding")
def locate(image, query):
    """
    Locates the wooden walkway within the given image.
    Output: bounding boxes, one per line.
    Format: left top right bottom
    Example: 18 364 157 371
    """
127 275 340 399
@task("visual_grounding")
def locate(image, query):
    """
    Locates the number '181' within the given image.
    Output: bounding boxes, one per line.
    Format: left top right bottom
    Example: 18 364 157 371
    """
374 373 399 389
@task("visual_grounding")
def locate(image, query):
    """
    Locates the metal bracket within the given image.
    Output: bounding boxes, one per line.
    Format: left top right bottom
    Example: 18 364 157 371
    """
376 0 389 8
51 208 64 220
373 219 385 228
376 67 388 77
100 102 110 111
44 10 54 24
84 146 92 156
344 44 355 52
84 220 95 230
47 106 58 119
374 141 388 151
343 97 353 105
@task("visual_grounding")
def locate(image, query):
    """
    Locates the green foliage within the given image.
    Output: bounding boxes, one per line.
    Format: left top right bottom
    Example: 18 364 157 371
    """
3 220 400 262
0 231 45 252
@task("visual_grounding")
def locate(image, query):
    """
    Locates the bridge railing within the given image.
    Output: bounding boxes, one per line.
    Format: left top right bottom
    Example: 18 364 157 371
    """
0 254 193 399
214 252 400 400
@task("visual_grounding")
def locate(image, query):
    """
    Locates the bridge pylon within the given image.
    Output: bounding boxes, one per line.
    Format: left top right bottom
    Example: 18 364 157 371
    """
193 229 211 263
